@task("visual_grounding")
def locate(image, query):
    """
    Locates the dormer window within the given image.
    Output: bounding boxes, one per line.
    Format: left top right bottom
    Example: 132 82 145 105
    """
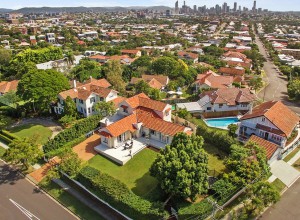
121 105 128 113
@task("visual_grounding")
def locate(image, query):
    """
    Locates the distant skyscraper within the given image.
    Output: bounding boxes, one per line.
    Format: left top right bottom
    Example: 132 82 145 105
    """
252 0 257 12
234 2 237 12
193 5 197 12
239 5 241 11
175 0 179 14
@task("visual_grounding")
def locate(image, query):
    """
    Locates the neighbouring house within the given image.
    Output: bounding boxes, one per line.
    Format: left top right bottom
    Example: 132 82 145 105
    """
54 78 119 117
177 51 199 63
121 49 142 57
194 70 233 91
130 74 169 90
219 67 245 77
95 93 192 164
222 51 252 69
89 54 136 65
177 88 256 115
247 135 280 164
0 80 19 96
239 101 299 148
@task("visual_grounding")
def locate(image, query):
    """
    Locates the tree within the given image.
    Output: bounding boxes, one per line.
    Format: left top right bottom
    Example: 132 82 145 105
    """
5 138 43 168
228 124 238 137
177 108 190 119
59 151 83 178
249 77 263 91
225 142 270 185
64 96 77 117
288 79 300 100
17 69 70 112
70 59 102 82
0 91 21 108
135 80 151 94
151 56 181 79
246 181 280 215
212 179 237 201
94 101 116 117
0 49 12 69
105 60 126 94
150 133 208 201
7 61 37 79
0 115 11 130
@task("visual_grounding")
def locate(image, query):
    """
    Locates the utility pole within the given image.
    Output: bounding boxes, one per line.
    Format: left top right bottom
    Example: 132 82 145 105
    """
207 198 223 220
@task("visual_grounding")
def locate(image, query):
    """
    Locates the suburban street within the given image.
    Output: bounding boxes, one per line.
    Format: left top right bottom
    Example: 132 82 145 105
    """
0 160 78 220
254 32 300 114
260 178 300 220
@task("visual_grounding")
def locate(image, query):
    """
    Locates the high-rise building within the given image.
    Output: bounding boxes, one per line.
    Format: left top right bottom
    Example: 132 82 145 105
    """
252 0 257 12
175 1 179 14
234 2 237 12
223 2 228 13
239 5 241 11
193 5 197 12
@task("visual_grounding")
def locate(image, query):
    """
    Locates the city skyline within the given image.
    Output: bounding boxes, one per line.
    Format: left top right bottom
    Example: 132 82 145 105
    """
2 0 300 12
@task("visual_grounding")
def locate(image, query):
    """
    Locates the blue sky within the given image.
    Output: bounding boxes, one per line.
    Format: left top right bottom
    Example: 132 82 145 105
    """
3 0 300 11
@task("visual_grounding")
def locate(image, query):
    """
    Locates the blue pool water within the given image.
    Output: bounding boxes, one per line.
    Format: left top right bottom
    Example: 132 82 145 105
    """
204 117 239 129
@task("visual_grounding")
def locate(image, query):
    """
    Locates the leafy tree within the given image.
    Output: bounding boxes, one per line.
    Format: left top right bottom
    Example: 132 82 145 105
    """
0 49 12 73
225 142 270 185
202 45 224 57
279 65 292 75
105 60 126 94
177 108 190 119
246 181 280 215
17 69 70 112
228 124 238 137
0 91 21 108
288 79 300 100
135 80 151 94
0 115 12 130
59 115 76 127
249 77 263 91
131 55 152 70
212 179 237 201
59 151 83 178
5 138 43 168
151 56 181 79
150 133 208 201
64 96 77 117
7 61 37 79
70 59 102 82
95 101 116 117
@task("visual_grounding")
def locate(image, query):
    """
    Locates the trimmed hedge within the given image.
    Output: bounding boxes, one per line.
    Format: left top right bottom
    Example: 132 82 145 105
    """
177 200 212 219
43 115 102 154
1 130 20 140
77 166 168 220
0 133 12 144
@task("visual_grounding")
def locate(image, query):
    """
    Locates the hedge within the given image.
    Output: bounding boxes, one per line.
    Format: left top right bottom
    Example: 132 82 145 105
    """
0 130 20 141
45 135 86 158
0 133 12 144
77 166 168 220
177 200 212 219
43 115 102 154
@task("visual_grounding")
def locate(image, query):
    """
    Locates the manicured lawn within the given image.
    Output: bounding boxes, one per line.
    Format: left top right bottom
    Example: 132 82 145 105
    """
271 178 286 193
283 147 300 162
8 124 52 145
40 180 104 220
293 157 300 172
88 148 159 198
203 143 227 174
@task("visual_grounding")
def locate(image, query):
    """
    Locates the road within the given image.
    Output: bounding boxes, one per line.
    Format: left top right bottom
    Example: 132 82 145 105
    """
260 178 300 220
0 160 78 220
254 31 300 114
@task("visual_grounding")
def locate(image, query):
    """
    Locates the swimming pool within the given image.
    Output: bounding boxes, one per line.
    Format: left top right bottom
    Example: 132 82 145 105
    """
204 117 239 129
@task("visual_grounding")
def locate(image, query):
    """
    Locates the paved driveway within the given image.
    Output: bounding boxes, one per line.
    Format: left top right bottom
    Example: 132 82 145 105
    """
270 160 300 187
73 133 100 161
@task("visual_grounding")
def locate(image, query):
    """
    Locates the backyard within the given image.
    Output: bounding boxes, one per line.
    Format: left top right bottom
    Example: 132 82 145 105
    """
7 124 52 145
88 148 160 199
203 143 227 175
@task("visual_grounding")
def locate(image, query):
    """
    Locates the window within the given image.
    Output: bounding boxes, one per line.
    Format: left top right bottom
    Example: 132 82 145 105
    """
99 97 104 101
150 130 156 135
103 137 108 143
262 117 265 122
207 107 211 111
80 107 83 113
88 108 91 113
79 99 84 104
84 109 86 113
219 104 223 108
90 97 95 104
241 104 248 107
165 110 169 116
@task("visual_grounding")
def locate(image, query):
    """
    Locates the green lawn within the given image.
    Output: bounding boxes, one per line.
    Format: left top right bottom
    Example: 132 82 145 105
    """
40 180 104 220
8 124 52 145
293 157 300 172
283 147 300 162
203 143 227 175
88 148 159 198
271 178 286 193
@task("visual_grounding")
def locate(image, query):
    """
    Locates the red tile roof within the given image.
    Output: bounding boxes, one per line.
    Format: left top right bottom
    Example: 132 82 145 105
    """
248 135 278 159
241 101 299 137
0 80 19 94
195 70 233 89
219 67 245 76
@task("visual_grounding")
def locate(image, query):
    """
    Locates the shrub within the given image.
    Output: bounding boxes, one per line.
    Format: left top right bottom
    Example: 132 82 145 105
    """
0 133 12 144
43 115 101 155
77 166 168 220
0 130 20 141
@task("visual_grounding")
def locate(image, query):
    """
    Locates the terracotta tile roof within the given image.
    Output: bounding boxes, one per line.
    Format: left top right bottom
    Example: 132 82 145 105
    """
226 60 252 69
121 49 140 54
200 88 256 105
219 67 245 76
241 101 299 137
195 70 233 89
147 78 163 90
142 74 169 86
136 108 186 136
110 96 126 108
178 51 199 60
124 93 150 108
105 114 138 137
223 51 247 61
248 135 279 159
0 80 19 94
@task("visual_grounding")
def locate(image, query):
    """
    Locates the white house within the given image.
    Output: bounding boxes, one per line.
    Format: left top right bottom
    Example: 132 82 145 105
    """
54 78 119 117
239 101 299 148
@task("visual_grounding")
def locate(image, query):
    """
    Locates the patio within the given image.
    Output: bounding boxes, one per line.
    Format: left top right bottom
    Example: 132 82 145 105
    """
94 139 147 165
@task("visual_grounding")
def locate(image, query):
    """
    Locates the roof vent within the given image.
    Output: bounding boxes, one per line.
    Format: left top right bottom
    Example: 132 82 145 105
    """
83 87 86 90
